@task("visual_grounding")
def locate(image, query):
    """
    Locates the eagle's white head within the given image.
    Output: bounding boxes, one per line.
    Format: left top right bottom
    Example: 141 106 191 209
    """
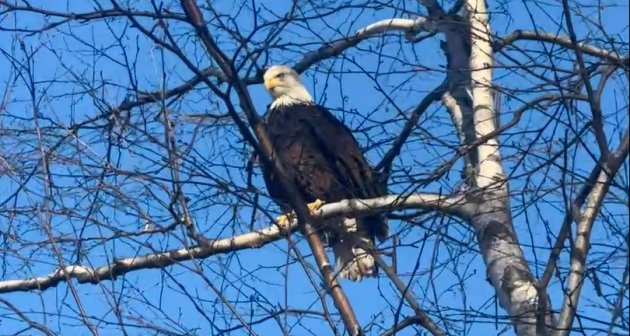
263 65 314 109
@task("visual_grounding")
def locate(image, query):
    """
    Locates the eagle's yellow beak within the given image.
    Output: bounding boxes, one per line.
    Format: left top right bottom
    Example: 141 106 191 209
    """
264 77 279 91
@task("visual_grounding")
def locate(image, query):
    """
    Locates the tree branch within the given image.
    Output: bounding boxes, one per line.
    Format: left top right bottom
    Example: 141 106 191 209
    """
495 30 629 67
0 3 188 34
290 17 435 75
380 315 431 336
178 0 364 333
560 0 610 159
539 156 604 290
555 129 629 335
376 256 445 336
0 297 55 336
0 192 469 294
376 81 447 175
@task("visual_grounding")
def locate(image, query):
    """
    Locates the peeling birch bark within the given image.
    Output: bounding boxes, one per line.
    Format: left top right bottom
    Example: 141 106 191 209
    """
459 1 552 334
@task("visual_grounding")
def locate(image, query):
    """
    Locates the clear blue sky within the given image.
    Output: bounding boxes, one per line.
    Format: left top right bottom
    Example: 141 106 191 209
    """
0 0 627 335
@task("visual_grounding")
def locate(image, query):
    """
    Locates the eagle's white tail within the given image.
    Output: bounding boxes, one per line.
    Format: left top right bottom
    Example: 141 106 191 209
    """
331 218 377 282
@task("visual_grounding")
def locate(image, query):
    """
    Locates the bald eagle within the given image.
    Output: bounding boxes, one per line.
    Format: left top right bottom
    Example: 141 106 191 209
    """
260 65 388 281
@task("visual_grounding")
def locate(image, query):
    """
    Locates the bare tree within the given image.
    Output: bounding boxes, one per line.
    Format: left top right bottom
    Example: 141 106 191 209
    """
0 0 627 335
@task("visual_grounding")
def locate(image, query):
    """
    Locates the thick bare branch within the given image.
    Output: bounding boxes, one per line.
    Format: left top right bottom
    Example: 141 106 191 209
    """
292 17 434 75
0 192 469 294
495 30 629 67
555 130 630 335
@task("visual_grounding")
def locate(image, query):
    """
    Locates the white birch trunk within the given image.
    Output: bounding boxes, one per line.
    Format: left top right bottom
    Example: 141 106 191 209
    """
454 1 552 334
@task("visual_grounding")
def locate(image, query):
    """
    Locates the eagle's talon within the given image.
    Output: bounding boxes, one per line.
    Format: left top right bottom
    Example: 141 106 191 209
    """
275 212 294 229
307 199 325 214
276 200 323 228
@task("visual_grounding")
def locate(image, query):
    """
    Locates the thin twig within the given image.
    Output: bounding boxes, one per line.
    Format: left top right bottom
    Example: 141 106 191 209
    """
375 256 445 336
376 81 448 175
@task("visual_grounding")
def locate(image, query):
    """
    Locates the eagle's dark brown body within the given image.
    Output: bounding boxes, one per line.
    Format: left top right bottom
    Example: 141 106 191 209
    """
261 102 388 249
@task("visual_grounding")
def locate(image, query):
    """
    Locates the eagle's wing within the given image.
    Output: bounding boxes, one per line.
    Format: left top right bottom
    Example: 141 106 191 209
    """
297 105 384 201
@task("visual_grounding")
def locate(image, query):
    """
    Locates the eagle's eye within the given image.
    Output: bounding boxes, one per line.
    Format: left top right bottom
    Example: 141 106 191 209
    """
276 73 286 79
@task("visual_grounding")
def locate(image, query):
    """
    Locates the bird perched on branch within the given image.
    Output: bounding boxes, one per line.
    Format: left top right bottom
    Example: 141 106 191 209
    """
260 65 388 281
